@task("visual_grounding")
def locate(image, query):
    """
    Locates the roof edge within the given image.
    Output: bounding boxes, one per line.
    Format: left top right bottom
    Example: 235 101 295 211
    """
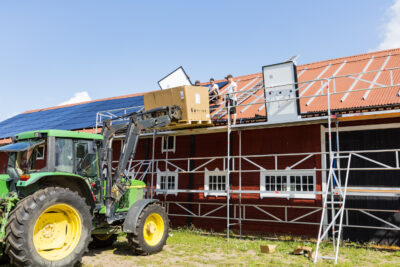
23 92 145 114
297 47 400 70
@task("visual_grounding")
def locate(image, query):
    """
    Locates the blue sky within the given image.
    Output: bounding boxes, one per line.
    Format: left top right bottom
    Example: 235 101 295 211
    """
0 0 399 121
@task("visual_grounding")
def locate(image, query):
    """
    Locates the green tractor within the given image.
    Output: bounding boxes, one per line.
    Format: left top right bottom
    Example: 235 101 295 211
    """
0 106 181 266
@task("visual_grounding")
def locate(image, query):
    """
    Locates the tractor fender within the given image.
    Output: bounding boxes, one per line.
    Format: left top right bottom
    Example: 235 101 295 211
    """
19 173 96 211
123 199 160 233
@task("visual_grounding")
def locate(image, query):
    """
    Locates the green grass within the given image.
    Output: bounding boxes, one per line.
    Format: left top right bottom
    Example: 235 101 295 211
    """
81 228 400 267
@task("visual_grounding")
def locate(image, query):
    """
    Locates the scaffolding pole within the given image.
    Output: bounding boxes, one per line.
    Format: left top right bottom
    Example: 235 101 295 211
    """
226 99 231 241
239 129 242 238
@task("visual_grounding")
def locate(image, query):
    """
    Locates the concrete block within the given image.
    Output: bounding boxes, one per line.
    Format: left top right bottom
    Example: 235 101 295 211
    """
260 244 276 253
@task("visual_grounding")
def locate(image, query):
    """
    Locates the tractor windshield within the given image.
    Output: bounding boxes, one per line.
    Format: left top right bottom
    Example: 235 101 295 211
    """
55 138 99 177
74 140 99 178
55 138 74 173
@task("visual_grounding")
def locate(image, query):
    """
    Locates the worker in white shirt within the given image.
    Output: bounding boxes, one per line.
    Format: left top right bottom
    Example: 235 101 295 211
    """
208 78 220 104
225 74 237 125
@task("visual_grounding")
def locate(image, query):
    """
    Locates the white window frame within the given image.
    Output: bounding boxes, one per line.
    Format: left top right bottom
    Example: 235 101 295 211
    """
204 169 228 197
260 169 316 199
37 145 45 160
161 136 176 153
156 169 178 195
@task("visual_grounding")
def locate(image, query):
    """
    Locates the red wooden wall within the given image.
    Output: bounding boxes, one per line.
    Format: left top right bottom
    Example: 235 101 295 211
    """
131 124 323 236
0 124 323 236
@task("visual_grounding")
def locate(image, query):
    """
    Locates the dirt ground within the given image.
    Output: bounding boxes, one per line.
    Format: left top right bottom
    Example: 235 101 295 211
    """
82 242 179 267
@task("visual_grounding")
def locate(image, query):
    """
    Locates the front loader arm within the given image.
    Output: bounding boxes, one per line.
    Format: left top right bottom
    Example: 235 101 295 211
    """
101 105 181 219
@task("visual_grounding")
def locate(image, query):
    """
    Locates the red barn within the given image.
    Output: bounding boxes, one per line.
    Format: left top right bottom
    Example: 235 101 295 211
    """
1 48 400 244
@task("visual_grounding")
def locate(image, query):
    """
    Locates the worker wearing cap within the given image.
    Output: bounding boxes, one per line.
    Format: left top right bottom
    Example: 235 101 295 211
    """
225 74 237 125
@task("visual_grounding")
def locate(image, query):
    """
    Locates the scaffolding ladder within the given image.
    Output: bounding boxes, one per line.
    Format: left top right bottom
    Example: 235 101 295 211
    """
314 147 352 264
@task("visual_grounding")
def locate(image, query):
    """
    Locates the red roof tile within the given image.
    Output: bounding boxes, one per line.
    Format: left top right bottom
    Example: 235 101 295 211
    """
17 48 400 122
298 48 400 114
209 48 400 120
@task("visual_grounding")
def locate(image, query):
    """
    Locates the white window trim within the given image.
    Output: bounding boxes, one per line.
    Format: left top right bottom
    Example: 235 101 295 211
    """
204 168 228 197
37 145 45 160
260 169 316 199
156 169 178 196
161 136 176 153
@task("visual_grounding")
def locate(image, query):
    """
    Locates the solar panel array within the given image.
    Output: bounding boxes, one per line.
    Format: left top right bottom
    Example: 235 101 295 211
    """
0 82 228 140
0 95 144 139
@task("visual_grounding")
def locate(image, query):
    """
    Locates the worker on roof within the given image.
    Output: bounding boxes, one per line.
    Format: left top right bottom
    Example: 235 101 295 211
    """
208 78 220 104
194 80 201 86
225 74 237 125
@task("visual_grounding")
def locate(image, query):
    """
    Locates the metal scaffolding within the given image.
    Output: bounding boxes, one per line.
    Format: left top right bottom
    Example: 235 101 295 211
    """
97 64 400 264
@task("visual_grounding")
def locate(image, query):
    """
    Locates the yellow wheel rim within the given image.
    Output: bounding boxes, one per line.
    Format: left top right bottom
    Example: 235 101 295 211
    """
143 213 164 246
33 203 82 261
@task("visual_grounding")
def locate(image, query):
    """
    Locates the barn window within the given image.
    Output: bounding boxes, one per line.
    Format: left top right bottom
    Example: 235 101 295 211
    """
162 136 176 153
36 145 45 160
204 169 228 197
156 170 178 195
260 170 316 199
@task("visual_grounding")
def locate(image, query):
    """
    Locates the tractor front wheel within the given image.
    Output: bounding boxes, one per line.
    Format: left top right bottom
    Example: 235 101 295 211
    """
5 187 92 267
127 203 169 255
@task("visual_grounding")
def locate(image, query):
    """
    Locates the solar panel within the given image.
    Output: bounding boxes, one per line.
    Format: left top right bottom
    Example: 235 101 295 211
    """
202 81 228 90
158 66 192 89
0 95 144 139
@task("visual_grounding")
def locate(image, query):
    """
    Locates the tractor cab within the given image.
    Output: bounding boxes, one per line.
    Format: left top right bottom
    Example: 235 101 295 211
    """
0 130 103 185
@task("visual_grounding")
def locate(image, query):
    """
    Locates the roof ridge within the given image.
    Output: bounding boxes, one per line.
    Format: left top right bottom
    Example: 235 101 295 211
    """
297 47 400 69
24 92 145 114
21 47 400 115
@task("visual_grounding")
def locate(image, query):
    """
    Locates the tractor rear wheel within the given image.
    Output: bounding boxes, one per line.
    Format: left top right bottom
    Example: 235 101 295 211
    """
90 234 118 248
127 203 169 255
5 187 92 267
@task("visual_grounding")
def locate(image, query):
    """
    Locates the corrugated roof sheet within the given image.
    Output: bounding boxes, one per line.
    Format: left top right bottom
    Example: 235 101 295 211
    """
1 48 400 139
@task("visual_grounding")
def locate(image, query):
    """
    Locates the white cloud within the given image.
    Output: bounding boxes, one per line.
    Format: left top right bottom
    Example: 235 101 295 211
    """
376 0 400 50
59 91 91 106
